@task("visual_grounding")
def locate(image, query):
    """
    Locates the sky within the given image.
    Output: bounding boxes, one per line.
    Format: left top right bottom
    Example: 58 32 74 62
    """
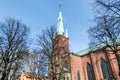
0 0 95 53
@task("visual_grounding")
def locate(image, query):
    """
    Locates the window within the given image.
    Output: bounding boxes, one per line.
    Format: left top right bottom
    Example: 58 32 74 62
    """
67 77 69 80
87 63 94 80
77 71 80 80
119 55 120 62
101 59 110 79
64 61 68 68
63 77 65 80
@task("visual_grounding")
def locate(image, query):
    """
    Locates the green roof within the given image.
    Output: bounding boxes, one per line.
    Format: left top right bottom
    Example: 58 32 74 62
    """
76 43 105 56
76 39 120 56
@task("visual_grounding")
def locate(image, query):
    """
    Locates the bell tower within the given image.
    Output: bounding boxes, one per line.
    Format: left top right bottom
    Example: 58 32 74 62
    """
49 1 71 80
52 1 69 53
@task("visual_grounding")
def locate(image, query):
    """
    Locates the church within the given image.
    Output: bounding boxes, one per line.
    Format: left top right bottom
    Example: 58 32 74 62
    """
49 2 120 80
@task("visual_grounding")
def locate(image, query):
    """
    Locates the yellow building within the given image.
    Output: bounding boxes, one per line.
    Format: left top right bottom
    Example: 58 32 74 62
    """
18 72 46 80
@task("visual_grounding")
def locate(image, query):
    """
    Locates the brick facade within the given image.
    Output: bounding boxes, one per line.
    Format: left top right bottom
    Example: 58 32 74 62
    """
50 33 120 80
50 3 120 79
70 49 120 80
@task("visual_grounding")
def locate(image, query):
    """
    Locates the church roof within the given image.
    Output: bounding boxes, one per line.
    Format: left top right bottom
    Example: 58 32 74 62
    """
76 43 105 56
76 39 120 56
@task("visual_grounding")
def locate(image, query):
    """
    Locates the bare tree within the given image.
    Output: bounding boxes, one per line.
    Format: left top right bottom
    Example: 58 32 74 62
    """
0 18 30 80
21 49 48 80
90 0 120 77
88 15 120 76
9 60 23 80
37 26 65 79
37 26 70 80
37 26 55 57
22 51 37 80
36 50 49 76
36 26 56 75
94 0 120 17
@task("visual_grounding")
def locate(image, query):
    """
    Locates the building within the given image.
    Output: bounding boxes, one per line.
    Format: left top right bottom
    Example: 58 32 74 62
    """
49 2 120 80
18 72 46 80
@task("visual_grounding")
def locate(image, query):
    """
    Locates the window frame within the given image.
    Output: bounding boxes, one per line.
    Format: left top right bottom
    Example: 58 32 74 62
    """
86 63 94 80
100 59 110 79
77 70 80 80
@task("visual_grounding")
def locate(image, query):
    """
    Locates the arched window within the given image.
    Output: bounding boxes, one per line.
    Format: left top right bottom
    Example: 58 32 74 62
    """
87 63 94 80
77 71 80 80
64 61 68 68
101 59 110 79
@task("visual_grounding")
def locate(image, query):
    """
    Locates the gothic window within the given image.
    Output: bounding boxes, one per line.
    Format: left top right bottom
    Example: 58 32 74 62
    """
77 71 80 80
64 61 68 68
63 77 65 80
67 77 69 80
87 63 94 80
101 59 110 79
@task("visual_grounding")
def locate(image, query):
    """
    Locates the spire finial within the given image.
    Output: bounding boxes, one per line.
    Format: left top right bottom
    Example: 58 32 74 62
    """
59 0 62 11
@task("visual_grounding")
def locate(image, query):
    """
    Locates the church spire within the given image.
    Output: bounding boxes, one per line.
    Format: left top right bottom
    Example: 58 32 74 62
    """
56 1 64 35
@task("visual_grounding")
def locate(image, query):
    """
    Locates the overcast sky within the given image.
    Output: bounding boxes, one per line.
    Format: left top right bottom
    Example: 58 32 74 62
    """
0 0 95 53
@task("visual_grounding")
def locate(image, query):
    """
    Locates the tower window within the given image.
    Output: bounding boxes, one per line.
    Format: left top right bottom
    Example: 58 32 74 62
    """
64 61 68 68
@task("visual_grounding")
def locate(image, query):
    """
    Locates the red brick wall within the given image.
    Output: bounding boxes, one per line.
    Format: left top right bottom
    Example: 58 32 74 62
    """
52 35 69 54
70 54 85 80
50 34 70 80
50 34 120 80
70 49 120 80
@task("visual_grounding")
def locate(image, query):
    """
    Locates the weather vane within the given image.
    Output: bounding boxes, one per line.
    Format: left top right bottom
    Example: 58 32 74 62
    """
59 0 62 11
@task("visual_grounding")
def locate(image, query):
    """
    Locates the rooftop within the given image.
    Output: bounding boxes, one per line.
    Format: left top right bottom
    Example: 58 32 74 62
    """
76 39 120 56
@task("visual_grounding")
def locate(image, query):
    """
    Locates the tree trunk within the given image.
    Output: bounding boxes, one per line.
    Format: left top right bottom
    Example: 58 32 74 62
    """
1 63 11 80
1 71 6 80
